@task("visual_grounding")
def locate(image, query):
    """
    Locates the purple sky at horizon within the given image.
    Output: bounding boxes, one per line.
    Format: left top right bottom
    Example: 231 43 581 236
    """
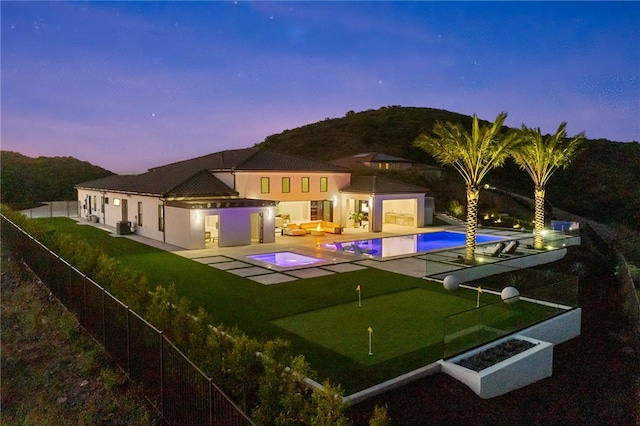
2 1 639 174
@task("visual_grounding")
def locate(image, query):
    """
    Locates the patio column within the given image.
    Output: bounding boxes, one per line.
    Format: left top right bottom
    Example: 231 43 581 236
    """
370 195 384 232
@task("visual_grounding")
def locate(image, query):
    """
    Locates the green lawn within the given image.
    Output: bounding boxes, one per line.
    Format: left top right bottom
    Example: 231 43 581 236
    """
36 218 564 393
273 288 481 365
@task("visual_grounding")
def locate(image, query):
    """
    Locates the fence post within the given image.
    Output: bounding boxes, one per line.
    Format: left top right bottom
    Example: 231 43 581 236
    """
209 378 214 426
101 290 107 346
126 308 131 377
160 332 164 417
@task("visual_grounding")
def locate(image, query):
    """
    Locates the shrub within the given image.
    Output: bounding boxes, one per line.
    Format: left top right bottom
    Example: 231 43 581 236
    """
252 339 313 425
448 199 465 218
369 405 391 426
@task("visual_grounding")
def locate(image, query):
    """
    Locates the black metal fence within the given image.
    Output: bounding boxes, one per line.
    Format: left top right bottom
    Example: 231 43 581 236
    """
1 215 255 426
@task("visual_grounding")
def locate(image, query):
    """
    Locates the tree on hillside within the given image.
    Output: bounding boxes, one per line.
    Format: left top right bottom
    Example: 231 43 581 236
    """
512 123 585 249
414 113 521 261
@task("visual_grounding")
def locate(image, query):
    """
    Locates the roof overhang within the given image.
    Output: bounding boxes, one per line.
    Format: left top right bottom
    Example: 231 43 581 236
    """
166 198 277 209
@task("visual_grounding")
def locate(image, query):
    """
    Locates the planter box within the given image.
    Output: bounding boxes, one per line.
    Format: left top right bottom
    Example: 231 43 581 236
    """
439 335 552 399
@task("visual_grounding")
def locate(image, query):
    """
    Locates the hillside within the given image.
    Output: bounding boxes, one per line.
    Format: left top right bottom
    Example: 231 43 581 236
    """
257 106 640 231
258 106 477 166
0 151 113 208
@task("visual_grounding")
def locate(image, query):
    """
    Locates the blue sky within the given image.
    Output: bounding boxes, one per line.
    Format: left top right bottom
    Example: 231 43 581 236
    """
2 1 639 173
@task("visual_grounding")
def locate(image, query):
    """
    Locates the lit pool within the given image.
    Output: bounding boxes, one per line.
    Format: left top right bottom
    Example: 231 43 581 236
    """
324 231 505 258
247 252 326 268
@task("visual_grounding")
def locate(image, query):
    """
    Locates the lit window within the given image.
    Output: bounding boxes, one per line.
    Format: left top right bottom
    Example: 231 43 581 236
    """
158 205 164 231
137 202 143 226
301 177 309 193
114 199 121 206
261 177 270 194
282 177 290 193
320 177 328 192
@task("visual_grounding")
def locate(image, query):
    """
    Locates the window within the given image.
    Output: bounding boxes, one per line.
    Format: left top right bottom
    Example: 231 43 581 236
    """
301 177 309 193
105 197 109 205
261 177 270 194
282 177 290 193
114 198 121 206
101 196 105 211
320 177 328 192
137 202 143 226
93 196 97 211
158 205 165 231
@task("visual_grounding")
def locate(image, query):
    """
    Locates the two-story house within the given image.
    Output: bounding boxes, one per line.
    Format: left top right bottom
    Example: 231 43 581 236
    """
75 148 433 249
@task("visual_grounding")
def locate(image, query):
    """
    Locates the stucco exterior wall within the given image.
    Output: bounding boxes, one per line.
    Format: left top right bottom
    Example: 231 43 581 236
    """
165 206 202 249
78 190 166 242
235 171 350 202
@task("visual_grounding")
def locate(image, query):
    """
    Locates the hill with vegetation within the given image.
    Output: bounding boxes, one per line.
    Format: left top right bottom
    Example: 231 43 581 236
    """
0 151 113 209
257 106 640 232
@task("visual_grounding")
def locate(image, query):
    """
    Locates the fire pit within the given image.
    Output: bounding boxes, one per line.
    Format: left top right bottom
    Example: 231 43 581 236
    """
455 338 536 372
439 335 553 399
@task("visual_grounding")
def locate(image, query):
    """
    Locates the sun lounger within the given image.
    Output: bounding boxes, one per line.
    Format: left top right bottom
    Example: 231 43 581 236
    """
352 244 377 256
334 241 353 251
502 240 519 255
484 242 506 257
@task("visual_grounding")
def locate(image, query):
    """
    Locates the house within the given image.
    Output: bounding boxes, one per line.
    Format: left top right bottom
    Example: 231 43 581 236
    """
75 148 433 249
330 152 443 179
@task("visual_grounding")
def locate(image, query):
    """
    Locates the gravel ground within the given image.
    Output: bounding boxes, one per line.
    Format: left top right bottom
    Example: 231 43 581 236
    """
1 246 161 425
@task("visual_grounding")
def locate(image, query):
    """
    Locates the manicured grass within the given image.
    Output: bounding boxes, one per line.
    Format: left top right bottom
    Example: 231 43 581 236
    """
35 218 565 393
272 288 481 365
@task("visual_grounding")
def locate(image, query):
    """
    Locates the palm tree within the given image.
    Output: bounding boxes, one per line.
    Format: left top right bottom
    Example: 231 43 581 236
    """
512 123 585 249
415 112 521 261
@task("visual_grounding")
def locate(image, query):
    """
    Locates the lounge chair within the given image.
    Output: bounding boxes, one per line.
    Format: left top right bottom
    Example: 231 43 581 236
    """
485 242 506 257
352 244 377 256
334 241 353 251
502 240 519 255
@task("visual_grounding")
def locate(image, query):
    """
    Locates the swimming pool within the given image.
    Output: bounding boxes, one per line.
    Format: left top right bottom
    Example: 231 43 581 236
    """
324 231 505 258
247 251 326 268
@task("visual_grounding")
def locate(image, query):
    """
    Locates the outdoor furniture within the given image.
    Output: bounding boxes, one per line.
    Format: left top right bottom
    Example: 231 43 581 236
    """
485 242 506 257
283 224 306 236
334 241 353 251
352 244 377 256
299 221 343 234
502 240 520 255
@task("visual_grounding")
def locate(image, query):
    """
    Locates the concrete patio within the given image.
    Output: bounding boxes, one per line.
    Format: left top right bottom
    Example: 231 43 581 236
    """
76 216 579 286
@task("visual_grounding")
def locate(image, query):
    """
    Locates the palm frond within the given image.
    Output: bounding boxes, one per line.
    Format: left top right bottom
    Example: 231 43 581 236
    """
512 123 585 187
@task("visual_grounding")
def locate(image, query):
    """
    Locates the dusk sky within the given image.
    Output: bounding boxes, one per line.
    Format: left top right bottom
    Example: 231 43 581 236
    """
2 1 639 174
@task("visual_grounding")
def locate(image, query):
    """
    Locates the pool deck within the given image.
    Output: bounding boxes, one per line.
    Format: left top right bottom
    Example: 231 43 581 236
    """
161 220 578 285
77 216 578 285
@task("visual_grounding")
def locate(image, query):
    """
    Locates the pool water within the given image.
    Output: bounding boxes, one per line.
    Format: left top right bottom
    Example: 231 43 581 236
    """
247 252 326 268
324 231 505 258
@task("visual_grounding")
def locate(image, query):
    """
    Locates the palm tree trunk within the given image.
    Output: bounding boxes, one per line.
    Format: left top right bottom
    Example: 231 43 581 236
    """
534 186 546 249
465 186 479 261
